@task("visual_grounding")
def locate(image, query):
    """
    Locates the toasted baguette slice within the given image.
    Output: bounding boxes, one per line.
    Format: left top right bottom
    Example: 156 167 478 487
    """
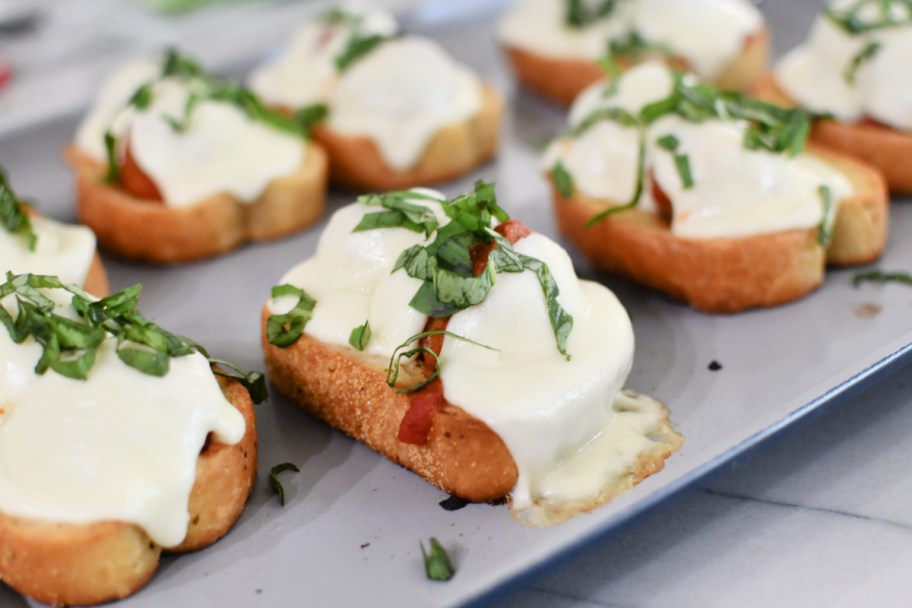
752 73 912 194
551 145 887 313
504 27 769 106
313 85 503 191
65 142 328 264
0 378 257 607
261 310 679 509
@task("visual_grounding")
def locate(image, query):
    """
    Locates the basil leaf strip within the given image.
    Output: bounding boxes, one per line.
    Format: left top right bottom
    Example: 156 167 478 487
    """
826 0 912 35
266 284 317 348
551 161 575 198
564 0 619 28
386 330 498 394
269 462 299 506
853 270 912 288
421 537 456 582
0 273 267 403
349 320 372 351
354 191 442 238
844 41 882 84
0 170 38 251
817 185 836 247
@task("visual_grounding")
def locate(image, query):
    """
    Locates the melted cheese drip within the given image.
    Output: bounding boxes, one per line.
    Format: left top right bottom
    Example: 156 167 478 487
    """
2 216 97 286
498 0 761 79
0 290 245 548
544 62 854 239
327 37 483 170
776 2 912 131
271 195 679 524
75 60 305 207
248 4 399 108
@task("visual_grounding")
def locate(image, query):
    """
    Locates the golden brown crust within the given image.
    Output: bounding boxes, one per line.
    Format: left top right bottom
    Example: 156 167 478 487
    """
550 145 887 313
313 84 503 191
261 309 517 503
0 379 257 607
83 252 110 297
503 27 770 106
751 72 912 194
65 142 328 264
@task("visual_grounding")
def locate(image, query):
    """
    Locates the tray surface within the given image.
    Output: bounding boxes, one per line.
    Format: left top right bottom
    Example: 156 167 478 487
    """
4 1 912 606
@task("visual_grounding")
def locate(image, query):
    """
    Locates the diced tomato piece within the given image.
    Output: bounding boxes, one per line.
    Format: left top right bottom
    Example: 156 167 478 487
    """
398 379 445 445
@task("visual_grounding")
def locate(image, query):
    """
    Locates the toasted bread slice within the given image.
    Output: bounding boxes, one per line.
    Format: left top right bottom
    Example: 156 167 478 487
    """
313 85 503 191
65 142 328 264
551 145 887 313
0 378 256 607
504 27 769 106
752 73 912 194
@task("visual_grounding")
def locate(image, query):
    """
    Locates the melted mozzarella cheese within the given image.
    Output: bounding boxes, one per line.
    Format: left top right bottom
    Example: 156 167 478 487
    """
248 4 399 108
2 216 97 286
498 0 762 79
776 6 912 131
327 37 483 170
272 196 679 524
0 290 245 548
76 61 305 207
546 63 853 239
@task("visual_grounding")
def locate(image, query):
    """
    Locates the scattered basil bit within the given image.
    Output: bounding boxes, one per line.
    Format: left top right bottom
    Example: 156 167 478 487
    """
349 320 372 351
386 330 497 394
597 55 622 97
0 171 37 251
103 131 121 185
266 284 317 348
608 29 668 62
816 185 836 247
335 33 390 71
672 153 694 189
844 41 882 85
826 0 912 35
0 273 267 402
269 462 299 506
656 133 679 151
852 270 912 288
551 161 575 198
565 0 619 29
584 131 647 227
420 537 455 582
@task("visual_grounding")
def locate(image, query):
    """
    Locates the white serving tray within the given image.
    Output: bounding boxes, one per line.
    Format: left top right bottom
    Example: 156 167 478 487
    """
4 1 912 606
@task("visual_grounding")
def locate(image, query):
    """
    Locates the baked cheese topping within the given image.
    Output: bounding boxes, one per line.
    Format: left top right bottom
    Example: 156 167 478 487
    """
248 4 399 108
2 216 96 287
327 37 484 170
499 0 762 79
75 58 304 207
0 289 245 548
775 0 912 131
270 190 681 525
544 62 854 239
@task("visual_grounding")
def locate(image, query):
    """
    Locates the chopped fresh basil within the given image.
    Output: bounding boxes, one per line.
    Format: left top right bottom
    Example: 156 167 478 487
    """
335 33 390 71
103 131 121 185
349 320 372 351
519 255 573 359
844 41 882 85
673 153 694 189
564 0 619 29
386 331 496 394
826 0 912 35
656 133 679 151
584 131 647 227
266 284 317 348
570 106 640 138
853 270 912 288
354 191 442 237
269 462 299 506
551 161 575 198
421 537 456 582
0 273 267 403
816 185 835 246
597 55 622 97
608 29 668 61
0 171 37 251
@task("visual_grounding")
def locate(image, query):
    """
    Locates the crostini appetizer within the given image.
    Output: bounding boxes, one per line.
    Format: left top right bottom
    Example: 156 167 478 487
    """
250 6 503 191
499 0 769 105
0 274 264 606
67 49 328 264
261 182 682 526
752 0 912 193
1 170 108 295
543 62 887 313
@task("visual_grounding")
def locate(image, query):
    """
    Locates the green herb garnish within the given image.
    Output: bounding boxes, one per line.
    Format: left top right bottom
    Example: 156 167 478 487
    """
0 171 37 251
608 29 668 61
420 537 455 581
269 462 299 506
335 33 390 71
817 185 836 247
103 131 121 185
386 330 497 394
852 270 912 287
349 321 372 351
844 41 882 84
826 0 912 35
551 161 575 198
0 273 267 401
266 284 317 348
655 133 694 189
565 0 619 29
354 190 443 238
